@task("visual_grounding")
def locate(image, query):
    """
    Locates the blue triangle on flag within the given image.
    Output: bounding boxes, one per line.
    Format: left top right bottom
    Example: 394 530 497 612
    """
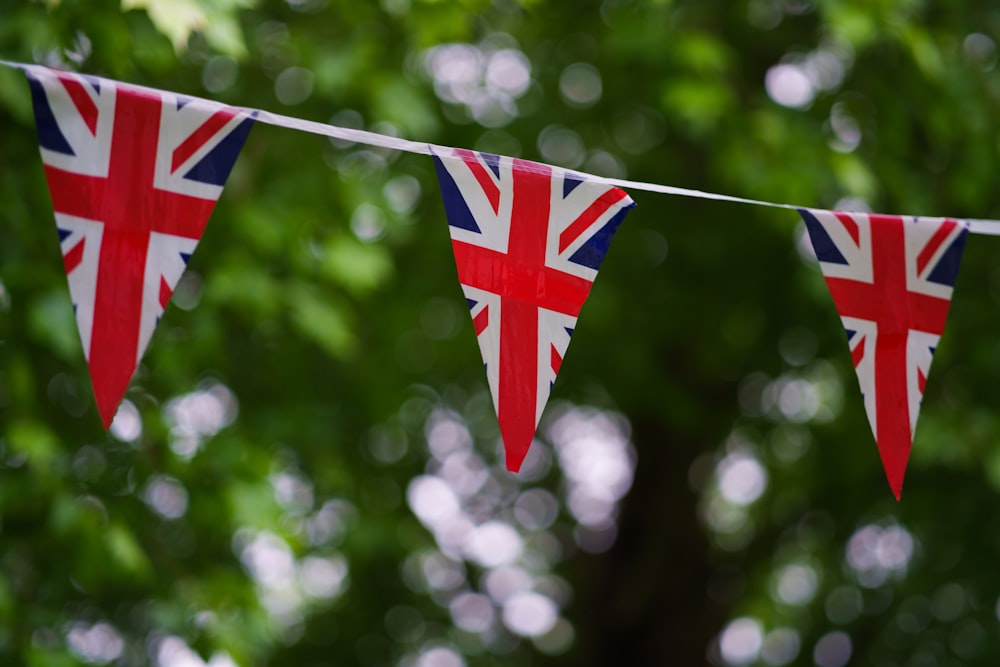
81 74 101 93
800 209 848 265
568 202 634 270
481 152 501 179
565 327 574 337
466 298 477 310
183 116 255 186
926 230 968 287
434 156 482 233
845 328 856 340
57 227 72 243
563 175 583 198
180 252 192 265
26 76 75 156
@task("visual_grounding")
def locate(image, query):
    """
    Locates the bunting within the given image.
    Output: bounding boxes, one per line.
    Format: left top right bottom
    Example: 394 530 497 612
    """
25 64 254 426
6 62 994 498
800 209 969 499
433 148 635 471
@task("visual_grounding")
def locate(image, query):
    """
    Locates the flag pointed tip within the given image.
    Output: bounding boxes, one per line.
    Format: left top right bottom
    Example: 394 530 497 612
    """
886 469 905 502
879 448 909 503
503 441 530 473
98 401 117 430
500 426 533 474
91 369 131 431
887 472 904 501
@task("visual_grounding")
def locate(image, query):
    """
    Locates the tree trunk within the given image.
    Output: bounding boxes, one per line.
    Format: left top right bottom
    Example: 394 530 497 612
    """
568 416 724 666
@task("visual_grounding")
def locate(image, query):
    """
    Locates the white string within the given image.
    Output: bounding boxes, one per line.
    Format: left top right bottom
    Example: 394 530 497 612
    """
250 109 437 156
600 176 801 210
966 220 1000 236
6 59 1000 236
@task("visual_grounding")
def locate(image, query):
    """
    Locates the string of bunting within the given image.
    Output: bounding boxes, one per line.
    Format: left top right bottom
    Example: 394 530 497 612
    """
2 60 993 499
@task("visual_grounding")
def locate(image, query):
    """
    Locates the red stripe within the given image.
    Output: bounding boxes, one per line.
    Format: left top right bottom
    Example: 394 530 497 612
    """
472 305 489 335
44 165 103 219
44 165 214 239
869 217 913 500
63 239 85 274
850 335 865 368
824 277 950 334
833 211 861 247
916 219 957 276
84 90 215 426
558 188 627 253
171 108 237 173
455 148 500 215
918 367 927 394
452 241 592 316
86 92 165 426
499 296 539 473
89 230 150 426
159 276 173 310
551 344 563 374
497 160 552 472
59 76 99 135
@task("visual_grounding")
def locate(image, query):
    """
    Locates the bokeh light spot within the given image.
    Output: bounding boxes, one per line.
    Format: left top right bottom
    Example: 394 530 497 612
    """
719 617 763 665
717 452 768 505
66 622 124 664
501 591 558 637
774 563 818 606
559 63 602 108
449 592 495 632
765 64 814 108
274 66 314 105
109 399 142 442
813 631 852 667
416 646 465 667
144 475 189 519
465 520 523 567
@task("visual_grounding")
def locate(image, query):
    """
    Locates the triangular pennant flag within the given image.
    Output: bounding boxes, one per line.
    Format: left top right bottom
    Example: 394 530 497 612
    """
433 148 635 471
799 209 968 499
24 65 255 427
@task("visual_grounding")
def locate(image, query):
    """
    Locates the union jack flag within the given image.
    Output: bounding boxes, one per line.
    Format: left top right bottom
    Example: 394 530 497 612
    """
800 208 968 499
25 65 254 427
434 148 635 471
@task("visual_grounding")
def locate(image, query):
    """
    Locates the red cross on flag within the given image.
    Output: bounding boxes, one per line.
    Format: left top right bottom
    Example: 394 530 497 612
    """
25 65 254 427
800 208 969 499
433 148 635 471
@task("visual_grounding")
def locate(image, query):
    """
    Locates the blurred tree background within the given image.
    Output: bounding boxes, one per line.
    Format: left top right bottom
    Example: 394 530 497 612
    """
3 0 1000 665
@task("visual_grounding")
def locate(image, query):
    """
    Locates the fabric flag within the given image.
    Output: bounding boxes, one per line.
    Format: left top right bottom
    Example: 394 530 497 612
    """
25 64 254 427
433 148 636 471
799 209 968 499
